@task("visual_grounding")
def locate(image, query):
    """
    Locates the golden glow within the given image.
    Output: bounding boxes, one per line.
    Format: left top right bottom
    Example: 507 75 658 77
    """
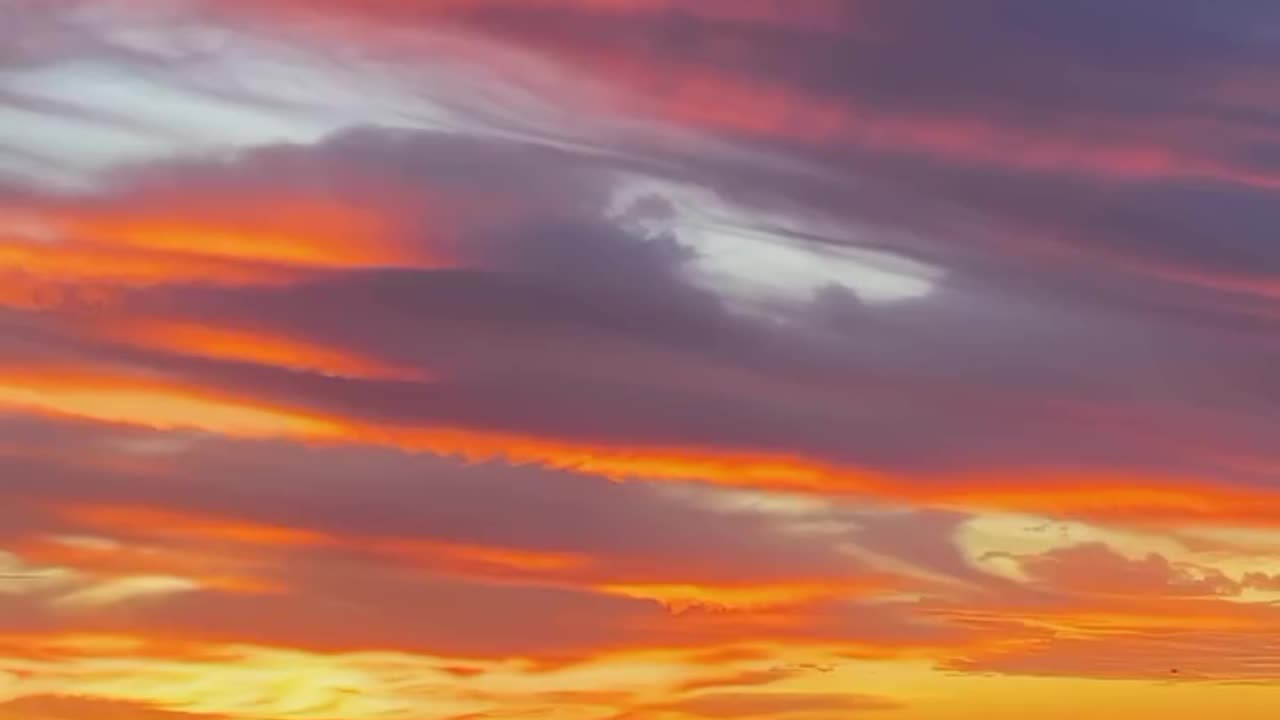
598 580 880 611
6 634 1280 720
14 535 286 599
0 372 341 438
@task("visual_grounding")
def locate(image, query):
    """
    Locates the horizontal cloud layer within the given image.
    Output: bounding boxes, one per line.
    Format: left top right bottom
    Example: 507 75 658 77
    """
2 1 1278 719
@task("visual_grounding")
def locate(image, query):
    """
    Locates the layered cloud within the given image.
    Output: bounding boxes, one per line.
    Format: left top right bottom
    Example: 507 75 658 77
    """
2 1 1279 719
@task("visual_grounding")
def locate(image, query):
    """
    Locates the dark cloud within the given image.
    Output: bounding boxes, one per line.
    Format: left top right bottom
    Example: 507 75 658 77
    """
0 416 871 586
4 119 1271 511
409 0 1280 193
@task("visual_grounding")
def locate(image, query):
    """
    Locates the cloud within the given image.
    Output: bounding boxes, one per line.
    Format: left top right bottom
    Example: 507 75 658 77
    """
0 633 905 720
927 529 1280 682
0 120 1275 527
214 0 1280 193
2 0 1280 715
990 542 1243 598
53 575 201 609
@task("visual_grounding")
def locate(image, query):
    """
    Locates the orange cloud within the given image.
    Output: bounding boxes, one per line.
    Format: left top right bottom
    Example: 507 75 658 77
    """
98 318 430 381
6 361 1279 527
0 368 341 438
596 580 886 613
53 505 329 549
924 474 1280 525
366 427 1280 527
380 537 594 574
15 535 283 596
74 199 400 270
0 240 294 307
0 187 448 308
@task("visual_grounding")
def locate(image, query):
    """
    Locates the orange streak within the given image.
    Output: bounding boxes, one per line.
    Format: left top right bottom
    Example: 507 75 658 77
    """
71 194 416 270
0 191 450 308
0 369 342 439
928 475 1280 522
56 504 329 548
0 240 295 292
598 579 885 612
103 319 430 381
379 538 593 573
3 366 1277 527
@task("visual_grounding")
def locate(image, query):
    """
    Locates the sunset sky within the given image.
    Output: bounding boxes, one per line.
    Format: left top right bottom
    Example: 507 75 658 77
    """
2 1 1280 718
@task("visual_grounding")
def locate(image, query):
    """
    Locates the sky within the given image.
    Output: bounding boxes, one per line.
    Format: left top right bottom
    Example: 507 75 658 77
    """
1 1 1279 718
